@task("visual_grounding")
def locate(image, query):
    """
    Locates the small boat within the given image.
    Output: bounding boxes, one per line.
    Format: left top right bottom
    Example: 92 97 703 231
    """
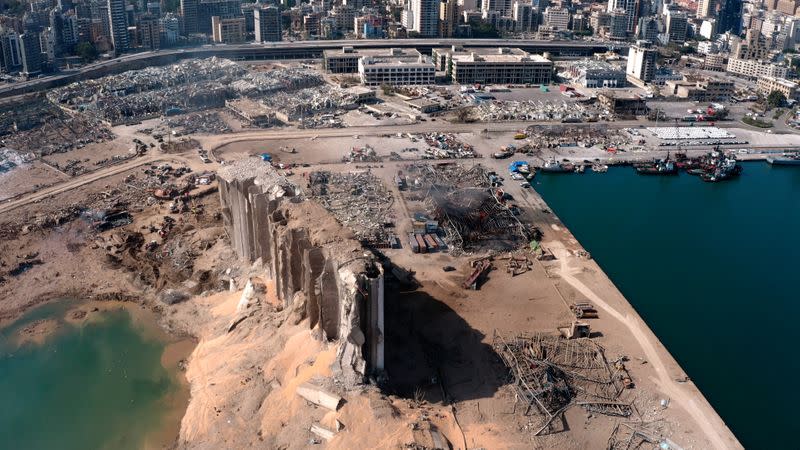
509 160 531 175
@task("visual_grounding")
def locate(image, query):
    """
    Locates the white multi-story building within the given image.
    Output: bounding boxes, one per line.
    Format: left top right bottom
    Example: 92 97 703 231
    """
727 58 788 79
626 40 657 83
433 46 552 84
358 48 435 85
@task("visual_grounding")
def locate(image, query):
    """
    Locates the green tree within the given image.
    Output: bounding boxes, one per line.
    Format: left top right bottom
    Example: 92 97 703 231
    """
767 90 787 108
74 42 98 63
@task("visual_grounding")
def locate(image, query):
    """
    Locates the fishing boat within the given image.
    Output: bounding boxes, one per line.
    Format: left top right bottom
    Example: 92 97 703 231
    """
766 152 800 166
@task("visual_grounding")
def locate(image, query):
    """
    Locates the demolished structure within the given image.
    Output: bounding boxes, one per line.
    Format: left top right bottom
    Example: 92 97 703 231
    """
217 158 385 383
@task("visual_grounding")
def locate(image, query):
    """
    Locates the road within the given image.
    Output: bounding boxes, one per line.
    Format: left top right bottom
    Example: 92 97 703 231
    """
0 154 189 215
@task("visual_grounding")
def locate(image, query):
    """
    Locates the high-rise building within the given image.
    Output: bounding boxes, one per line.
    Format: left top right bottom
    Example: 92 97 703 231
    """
138 14 160 50
19 32 43 77
254 5 281 42
439 0 460 37
412 0 440 37
512 1 538 32
718 0 742 34
0 32 22 73
606 0 639 34
180 0 199 34
665 10 687 43
609 8 628 39
107 0 128 54
626 40 657 82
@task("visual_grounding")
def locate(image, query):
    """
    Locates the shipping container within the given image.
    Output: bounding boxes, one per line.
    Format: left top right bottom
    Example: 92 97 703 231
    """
415 234 427 253
409 233 420 253
423 234 439 251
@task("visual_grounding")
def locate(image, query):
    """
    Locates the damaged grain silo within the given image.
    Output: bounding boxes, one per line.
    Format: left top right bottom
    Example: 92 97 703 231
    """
217 158 384 382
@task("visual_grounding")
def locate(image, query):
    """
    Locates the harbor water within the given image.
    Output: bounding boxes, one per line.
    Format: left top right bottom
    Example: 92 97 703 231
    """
534 162 800 449
0 301 189 450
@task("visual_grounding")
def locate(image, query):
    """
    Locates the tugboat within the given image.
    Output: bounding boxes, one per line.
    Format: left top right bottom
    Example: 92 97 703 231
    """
701 155 742 182
540 158 574 173
766 152 800 166
635 154 678 175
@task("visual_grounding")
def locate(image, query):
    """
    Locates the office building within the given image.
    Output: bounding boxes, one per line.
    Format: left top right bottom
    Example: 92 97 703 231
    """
254 5 281 42
19 32 42 77
180 0 199 34
107 0 128 54
544 7 569 30
411 0 440 37
138 14 160 50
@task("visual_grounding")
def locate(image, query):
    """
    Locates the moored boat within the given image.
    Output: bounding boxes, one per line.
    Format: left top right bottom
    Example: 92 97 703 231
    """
766 152 800 165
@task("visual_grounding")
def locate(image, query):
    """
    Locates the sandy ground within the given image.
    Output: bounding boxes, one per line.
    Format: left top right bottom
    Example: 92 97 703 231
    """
0 93 757 449
0 162 70 201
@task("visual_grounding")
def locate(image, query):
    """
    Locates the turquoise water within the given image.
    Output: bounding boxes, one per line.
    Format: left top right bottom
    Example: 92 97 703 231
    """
534 162 800 449
0 302 183 450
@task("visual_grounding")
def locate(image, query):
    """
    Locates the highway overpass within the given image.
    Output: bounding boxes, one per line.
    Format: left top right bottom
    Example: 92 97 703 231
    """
0 39 626 98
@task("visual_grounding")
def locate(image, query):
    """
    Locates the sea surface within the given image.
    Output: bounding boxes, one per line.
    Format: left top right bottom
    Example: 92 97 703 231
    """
534 162 800 449
0 302 187 450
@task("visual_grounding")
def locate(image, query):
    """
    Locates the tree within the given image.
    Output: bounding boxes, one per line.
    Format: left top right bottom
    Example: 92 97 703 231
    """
767 90 787 108
74 42 98 63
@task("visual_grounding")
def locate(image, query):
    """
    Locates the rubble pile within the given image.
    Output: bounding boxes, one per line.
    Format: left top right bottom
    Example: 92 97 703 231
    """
0 102 113 156
418 133 477 159
48 58 323 125
0 163 212 239
343 145 381 163
307 170 395 244
474 100 598 122
524 125 631 150
163 111 232 135
259 85 359 128
230 67 323 97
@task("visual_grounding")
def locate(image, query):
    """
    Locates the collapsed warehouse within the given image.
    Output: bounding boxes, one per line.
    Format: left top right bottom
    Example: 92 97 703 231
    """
493 333 634 436
217 158 385 384
406 163 533 254
43 58 361 128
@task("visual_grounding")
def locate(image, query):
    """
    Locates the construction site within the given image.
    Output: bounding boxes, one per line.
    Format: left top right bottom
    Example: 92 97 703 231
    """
0 57 746 450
